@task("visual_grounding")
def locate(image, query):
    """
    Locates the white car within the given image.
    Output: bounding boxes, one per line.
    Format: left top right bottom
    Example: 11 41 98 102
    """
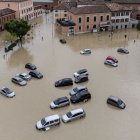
80 49 91 55
36 114 60 130
62 108 86 123
74 69 88 78
69 86 88 96
104 60 118 67
0 87 15 98
50 97 70 109
16 73 32 81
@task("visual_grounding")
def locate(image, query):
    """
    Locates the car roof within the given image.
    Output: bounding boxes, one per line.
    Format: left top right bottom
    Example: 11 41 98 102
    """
20 73 28 76
71 108 84 115
76 86 86 90
56 97 69 102
45 114 60 122
77 69 87 73
61 78 72 81
108 96 120 102
13 76 22 80
84 49 90 51
1 87 10 91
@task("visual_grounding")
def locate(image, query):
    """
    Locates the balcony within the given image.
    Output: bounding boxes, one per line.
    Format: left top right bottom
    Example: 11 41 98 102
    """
56 18 76 27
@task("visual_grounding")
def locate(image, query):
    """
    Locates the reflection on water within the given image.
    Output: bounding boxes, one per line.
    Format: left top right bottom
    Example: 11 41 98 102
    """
0 14 140 140
6 47 33 67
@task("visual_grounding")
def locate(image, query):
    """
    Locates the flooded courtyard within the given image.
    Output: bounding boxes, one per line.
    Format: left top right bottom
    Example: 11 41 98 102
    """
0 13 140 140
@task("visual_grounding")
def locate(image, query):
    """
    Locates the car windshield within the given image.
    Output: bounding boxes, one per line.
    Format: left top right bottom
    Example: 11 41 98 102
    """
17 78 23 82
54 99 60 105
41 118 46 125
118 99 123 105
66 112 72 118
3 88 12 94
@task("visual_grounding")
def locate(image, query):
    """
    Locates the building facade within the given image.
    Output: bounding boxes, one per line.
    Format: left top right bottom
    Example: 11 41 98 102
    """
0 8 16 31
0 0 34 20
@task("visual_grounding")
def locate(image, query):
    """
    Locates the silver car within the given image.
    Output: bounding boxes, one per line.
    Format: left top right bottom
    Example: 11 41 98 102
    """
74 69 88 78
11 76 27 86
50 97 70 109
16 73 32 81
69 86 88 96
0 87 15 98
62 108 86 123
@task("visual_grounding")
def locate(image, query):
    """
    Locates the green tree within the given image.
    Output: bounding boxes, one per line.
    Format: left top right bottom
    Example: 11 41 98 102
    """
4 19 31 46
136 22 140 31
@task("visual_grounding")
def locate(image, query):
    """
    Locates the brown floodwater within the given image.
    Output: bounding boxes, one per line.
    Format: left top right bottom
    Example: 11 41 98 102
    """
0 13 140 140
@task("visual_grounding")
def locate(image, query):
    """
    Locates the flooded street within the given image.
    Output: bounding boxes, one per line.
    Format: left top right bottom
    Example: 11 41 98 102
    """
0 13 140 140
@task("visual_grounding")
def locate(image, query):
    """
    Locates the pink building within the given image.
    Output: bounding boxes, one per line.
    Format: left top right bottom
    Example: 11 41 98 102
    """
0 0 34 20
55 4 111 35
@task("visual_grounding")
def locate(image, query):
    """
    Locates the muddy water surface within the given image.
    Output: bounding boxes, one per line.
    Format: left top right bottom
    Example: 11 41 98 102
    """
0 14 140 140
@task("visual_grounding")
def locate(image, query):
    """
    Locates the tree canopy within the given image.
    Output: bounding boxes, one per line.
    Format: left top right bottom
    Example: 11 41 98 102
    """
4 19 31 45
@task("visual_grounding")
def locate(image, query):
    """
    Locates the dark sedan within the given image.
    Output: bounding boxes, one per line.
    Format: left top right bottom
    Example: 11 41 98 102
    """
29 70 43 79
117 48 129 54
70 90 91 103
25 63 37 70
107 96 126 109
55 78 73 87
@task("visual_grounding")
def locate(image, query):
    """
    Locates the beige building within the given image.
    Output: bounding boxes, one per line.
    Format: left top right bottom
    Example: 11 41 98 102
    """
0 0 34 20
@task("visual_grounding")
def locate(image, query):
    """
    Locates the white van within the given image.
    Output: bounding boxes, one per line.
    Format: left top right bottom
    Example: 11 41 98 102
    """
36 114 60 130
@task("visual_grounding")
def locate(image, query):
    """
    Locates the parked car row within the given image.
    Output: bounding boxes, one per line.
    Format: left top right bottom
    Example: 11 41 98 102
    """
35 47 128 132
11 63 43 86
36 108 86 130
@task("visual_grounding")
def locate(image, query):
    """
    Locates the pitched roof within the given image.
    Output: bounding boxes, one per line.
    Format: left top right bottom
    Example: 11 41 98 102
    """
33 0 53 3
69 5 110 15
109 0 140 4
106 3 131 11
0 8 15 17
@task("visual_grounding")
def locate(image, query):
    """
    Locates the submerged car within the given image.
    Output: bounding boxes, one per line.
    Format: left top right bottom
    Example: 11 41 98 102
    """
0 87 15 98
74 69 88 78
36 114 60 130
80 49 91 55
104 60 118 67
117 48 129 54
29 70 43 79
50 97 70 109
75 75 88 83
60 39 66 44
70 90 91 103
55 78 73 87
11 76 27 86
25 63 37 70
62 108 86 123
106 56 118 63
107 96 126 109
69 86 88 96
16 73 32 81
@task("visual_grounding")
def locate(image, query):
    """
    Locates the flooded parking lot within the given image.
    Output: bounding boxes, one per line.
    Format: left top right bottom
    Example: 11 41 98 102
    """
0 14 140 140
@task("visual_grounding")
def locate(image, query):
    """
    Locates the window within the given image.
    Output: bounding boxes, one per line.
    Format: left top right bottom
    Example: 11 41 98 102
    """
112 12 115 17
111 19 115 23
116 19 120 23
93 25 96 28
126 12 129 16
121 12 124 16
87 17 89 22
125 18 129 22
79 26 81 31
107 15 109 21
79 17 81 23
100 16 103 21
8 3 10 7
55 10 58 12
94 16 96 22
64 14 67 17
121 19 124 22
55 14 58 17
87 25 89 30
116 12 120 16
